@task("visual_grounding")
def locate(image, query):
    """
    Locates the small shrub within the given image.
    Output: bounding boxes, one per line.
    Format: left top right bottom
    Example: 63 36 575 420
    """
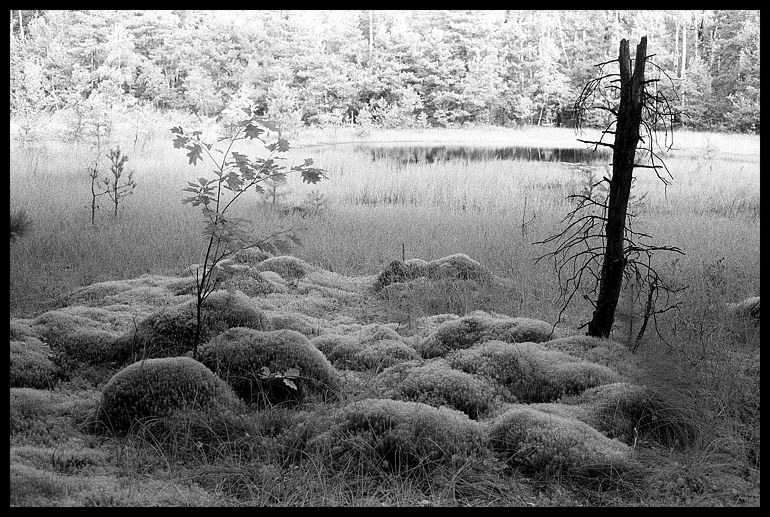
199 327 340 406
487 406 634 479
447 340 619 403
374 358 499 419
309 397 485 472
10 339 57 389
97 357 241 434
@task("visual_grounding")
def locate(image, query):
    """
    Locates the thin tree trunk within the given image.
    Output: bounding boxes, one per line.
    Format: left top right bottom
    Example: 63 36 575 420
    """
17 10 23 41
681 15 687 79
587 37 647 339
554 11 570 68
674 15 680 77
369 10 373 53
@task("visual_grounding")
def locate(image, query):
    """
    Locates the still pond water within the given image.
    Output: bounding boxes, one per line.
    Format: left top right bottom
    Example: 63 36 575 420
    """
322 144 611 165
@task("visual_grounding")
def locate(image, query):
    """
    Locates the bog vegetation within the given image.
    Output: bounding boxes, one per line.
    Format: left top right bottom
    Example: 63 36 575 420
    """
9 9 760 508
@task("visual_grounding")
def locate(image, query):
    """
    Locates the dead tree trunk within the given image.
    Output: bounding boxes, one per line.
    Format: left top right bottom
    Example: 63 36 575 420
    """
586 37 647 338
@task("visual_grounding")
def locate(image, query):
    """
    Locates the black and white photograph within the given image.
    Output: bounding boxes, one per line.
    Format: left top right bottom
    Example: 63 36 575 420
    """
9 10 759 507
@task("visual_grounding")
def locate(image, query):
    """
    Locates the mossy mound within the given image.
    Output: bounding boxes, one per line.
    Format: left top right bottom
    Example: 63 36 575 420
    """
310 324 419 371
113 289 268 361
66 275 196 308
577 382 699 448
97 357 241 434
487 405 634 479
416 311 558 358
10 338 57 389
373 259 428 291
544 334 639 377
199 327 341 405
374 254 491 292
255 255 313 280
312 334 419 371
267 310 322 337
424 253 491 282
309 397 485 472
447 340 619 403
11 388 101 446
373 359 500 419
30 309 124 383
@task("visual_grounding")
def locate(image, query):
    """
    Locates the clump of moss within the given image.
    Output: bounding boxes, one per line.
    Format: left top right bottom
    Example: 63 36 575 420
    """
199 327 341 406
314 334 419 371
487 406 634 479
50 329 122 385
113 289 268 361
256 255 312 280
267 310 321 337
416 311 557 358
309 398 485 472
544 334 639 378
374 359 500 419
447 340 619 403
29 309 124 384
374 254 494 293
10 338 57 389
11 388 101 446
425 253 491 282
373 259 428 291
310 324 419 371
10 319 39 341
97 357 241 434
578 382 699 448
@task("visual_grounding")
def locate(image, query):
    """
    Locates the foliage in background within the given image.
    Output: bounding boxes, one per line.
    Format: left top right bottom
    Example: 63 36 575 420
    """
9 10 760 133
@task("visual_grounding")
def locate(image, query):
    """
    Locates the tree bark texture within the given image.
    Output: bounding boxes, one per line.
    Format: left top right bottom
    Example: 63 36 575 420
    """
587 37 647 338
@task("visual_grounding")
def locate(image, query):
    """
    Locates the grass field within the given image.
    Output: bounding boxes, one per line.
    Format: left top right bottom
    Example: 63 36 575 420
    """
9 115 760 506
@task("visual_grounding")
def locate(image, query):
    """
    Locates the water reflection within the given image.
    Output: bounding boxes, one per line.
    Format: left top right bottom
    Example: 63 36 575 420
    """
354 144 610 165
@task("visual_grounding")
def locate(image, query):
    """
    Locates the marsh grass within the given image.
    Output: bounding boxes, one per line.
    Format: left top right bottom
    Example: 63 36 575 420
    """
9 118 760 506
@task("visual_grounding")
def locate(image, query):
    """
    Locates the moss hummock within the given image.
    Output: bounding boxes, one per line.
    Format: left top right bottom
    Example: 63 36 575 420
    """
447 340 619 403
199 327 340 405
374 358 500 419
97 357 240 433
10 338 57 389
309 397 485 471
112 289 268 361
487 405 634 478
416 311 557 358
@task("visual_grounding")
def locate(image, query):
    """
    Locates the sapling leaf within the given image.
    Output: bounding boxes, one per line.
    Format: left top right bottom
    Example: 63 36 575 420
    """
244 123 264 140
187 145 204 165
283 379 298 391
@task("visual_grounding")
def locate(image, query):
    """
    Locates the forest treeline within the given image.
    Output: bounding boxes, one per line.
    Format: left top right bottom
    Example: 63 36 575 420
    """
9 10 760 133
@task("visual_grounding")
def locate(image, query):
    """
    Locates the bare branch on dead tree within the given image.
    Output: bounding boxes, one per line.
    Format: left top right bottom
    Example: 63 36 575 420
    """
536 36 687 348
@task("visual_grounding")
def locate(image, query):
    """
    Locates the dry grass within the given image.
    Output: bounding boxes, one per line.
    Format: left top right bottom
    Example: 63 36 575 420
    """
9 114 760 506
